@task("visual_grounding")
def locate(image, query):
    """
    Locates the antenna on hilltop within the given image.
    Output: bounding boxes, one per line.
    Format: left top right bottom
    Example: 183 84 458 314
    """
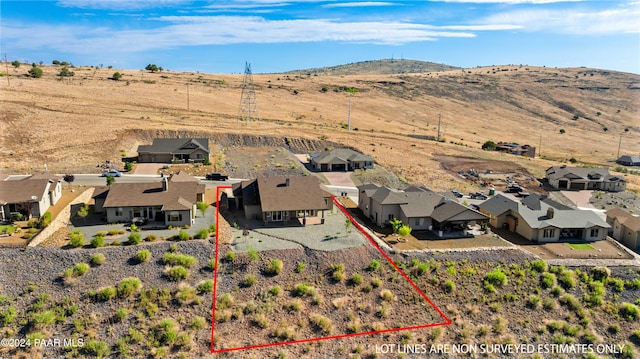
239 61 259 125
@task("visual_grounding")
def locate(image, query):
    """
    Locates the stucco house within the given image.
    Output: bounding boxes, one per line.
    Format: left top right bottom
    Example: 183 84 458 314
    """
310 148 374 172
137 138 210 163
94 172 204 227
606 208 640 251
357 184 487 237
479 194 609 243
545 165 626 192
229 176 331 226
0 173 62 221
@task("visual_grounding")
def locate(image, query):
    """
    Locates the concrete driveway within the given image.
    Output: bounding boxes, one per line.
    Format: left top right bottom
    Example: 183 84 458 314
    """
133 163 164 175
322 171 356 187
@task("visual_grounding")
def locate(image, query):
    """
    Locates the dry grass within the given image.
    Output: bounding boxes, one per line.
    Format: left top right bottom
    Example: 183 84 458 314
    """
1 63 638 191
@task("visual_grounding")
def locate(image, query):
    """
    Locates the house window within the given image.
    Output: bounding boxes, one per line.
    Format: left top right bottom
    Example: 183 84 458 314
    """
543 229 555 238
133 207 141 217
271 211 283 221
388 214 394 221
169 212 182 222
116 208 123 216
590 228 599 237
416 218 424 226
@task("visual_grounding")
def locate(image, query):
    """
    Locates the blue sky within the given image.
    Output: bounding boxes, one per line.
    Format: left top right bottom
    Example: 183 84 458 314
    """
1 0 638 74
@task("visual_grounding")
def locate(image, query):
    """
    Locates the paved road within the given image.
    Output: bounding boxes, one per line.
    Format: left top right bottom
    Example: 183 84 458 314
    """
3 174 241 189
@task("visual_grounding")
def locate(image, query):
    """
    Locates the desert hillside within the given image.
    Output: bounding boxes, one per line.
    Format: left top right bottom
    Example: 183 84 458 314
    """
1 60 638 190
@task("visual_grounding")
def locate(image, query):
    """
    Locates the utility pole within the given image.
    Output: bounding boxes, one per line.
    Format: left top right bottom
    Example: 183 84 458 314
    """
539 134 542 158
3 54 10 86
437 113 441 142
187 83 190 111
239 62 259 125
616 134 622 159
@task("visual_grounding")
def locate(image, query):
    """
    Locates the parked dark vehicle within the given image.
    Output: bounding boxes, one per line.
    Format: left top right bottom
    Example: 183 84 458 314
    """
469 192 488 200
206 173 229 181
451 190 464 198
505 185 524 193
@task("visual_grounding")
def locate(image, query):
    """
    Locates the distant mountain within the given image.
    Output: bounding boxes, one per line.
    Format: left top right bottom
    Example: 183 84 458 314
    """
283 59 459 75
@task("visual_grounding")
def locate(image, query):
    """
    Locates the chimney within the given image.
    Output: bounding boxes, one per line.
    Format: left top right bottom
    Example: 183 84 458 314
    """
162 176 169 192
546 208 554 219
285 178 290 187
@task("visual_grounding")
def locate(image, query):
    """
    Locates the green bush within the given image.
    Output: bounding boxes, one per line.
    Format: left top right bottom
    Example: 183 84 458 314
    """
367 259 381 272
175 230 191 241
247 246 260 261
127 233 141 245
144 234 157 242
0 306 17 326
590 266 611 281
558 269 576 289
90 235 104 248
115 307 128 322
224 251 235 262
265 259 283 275
163 252 197 268
84 339 110 359
135 249 151 263
68 230 85 248
90 253 105 266
529 260 547 273
194 228 209 239
117 278 141 298
619 303 639 321
97 287 117 301
541 272 557 289
295 261 306 273
484 268 507 287
38 212 52 228
444 280 455 293
166 266 189 281
242 274 258 287
197 280 213 294
350 273 364 286
72 262 89 277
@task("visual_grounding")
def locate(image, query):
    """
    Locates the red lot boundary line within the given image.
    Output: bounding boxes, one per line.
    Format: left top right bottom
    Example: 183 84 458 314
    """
210 189 451 354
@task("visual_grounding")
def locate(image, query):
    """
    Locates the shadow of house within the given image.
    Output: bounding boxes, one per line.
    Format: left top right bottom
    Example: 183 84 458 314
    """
228 176 331 226
479 194 610 243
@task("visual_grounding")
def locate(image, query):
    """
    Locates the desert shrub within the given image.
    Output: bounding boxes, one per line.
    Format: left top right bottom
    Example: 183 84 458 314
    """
84 339 110 358
380 289 394 302
129 224 140 232
197 280 213 294
126 233 141 245
218 293 234 309
68 230 85 248
484 268 507 287
242 274 258 287
608 278 625 292
195 228 209 239
294 283 316 297
444 280 455 293
144 234 157 242
541 272 557 289
269 286 281 296
38 212 52 228
619 303 639 321
97 287 117 301
175 285 197 305
166 266 189 281
367 259 381 272
529 260 547 273
247 246 259 261
558 269 576 289
118 277 141 298
527 295 541 309
163 252 197 268
175 230 190 241
115 307 128 322
295 261 306 273
190 316 206 330
310 314 333 334
135 249 151 263
590 266 611 281
330 263 345 282
350 273 363 286
265 259 283 275
72 262 89 277
371 278 382 288
0 306 17 326
225 251 236 262
90 235 104 248
559 294 582 312
154 318 178 346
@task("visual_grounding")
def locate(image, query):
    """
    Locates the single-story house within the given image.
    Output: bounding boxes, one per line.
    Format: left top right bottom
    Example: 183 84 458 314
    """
616 155 640 167
495 142 536 158
606 208 640 251
545 165 626 192
137 138 210 163
357 184 488 237
310 148 374 172
0 173 62 221
95 172 204 227
479 194 609 243
229 176 331 226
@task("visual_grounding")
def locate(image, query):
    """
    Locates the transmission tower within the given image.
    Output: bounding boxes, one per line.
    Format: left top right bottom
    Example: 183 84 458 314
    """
239 62 259 124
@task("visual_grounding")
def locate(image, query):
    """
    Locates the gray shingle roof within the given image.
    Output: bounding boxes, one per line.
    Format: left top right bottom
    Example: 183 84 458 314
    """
545 166 626 183
137 138 210 155
607 208 640 232
478 194 519 216
312 148 374 164
255 176 328 212
0 178 52 204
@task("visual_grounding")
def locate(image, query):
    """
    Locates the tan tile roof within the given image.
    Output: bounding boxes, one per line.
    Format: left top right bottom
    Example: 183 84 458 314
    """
102 180 203 211
607 208 640 232
0 178 51 204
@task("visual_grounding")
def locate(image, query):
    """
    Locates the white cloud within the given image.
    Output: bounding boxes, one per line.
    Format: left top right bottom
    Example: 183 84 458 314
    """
479 6 640 34
429 0 583 3
322 2 396 8
57 0 193 10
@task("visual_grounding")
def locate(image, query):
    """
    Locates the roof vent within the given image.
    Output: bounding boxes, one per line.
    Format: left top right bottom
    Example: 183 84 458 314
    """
546 208 554 219
285 178 290 187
